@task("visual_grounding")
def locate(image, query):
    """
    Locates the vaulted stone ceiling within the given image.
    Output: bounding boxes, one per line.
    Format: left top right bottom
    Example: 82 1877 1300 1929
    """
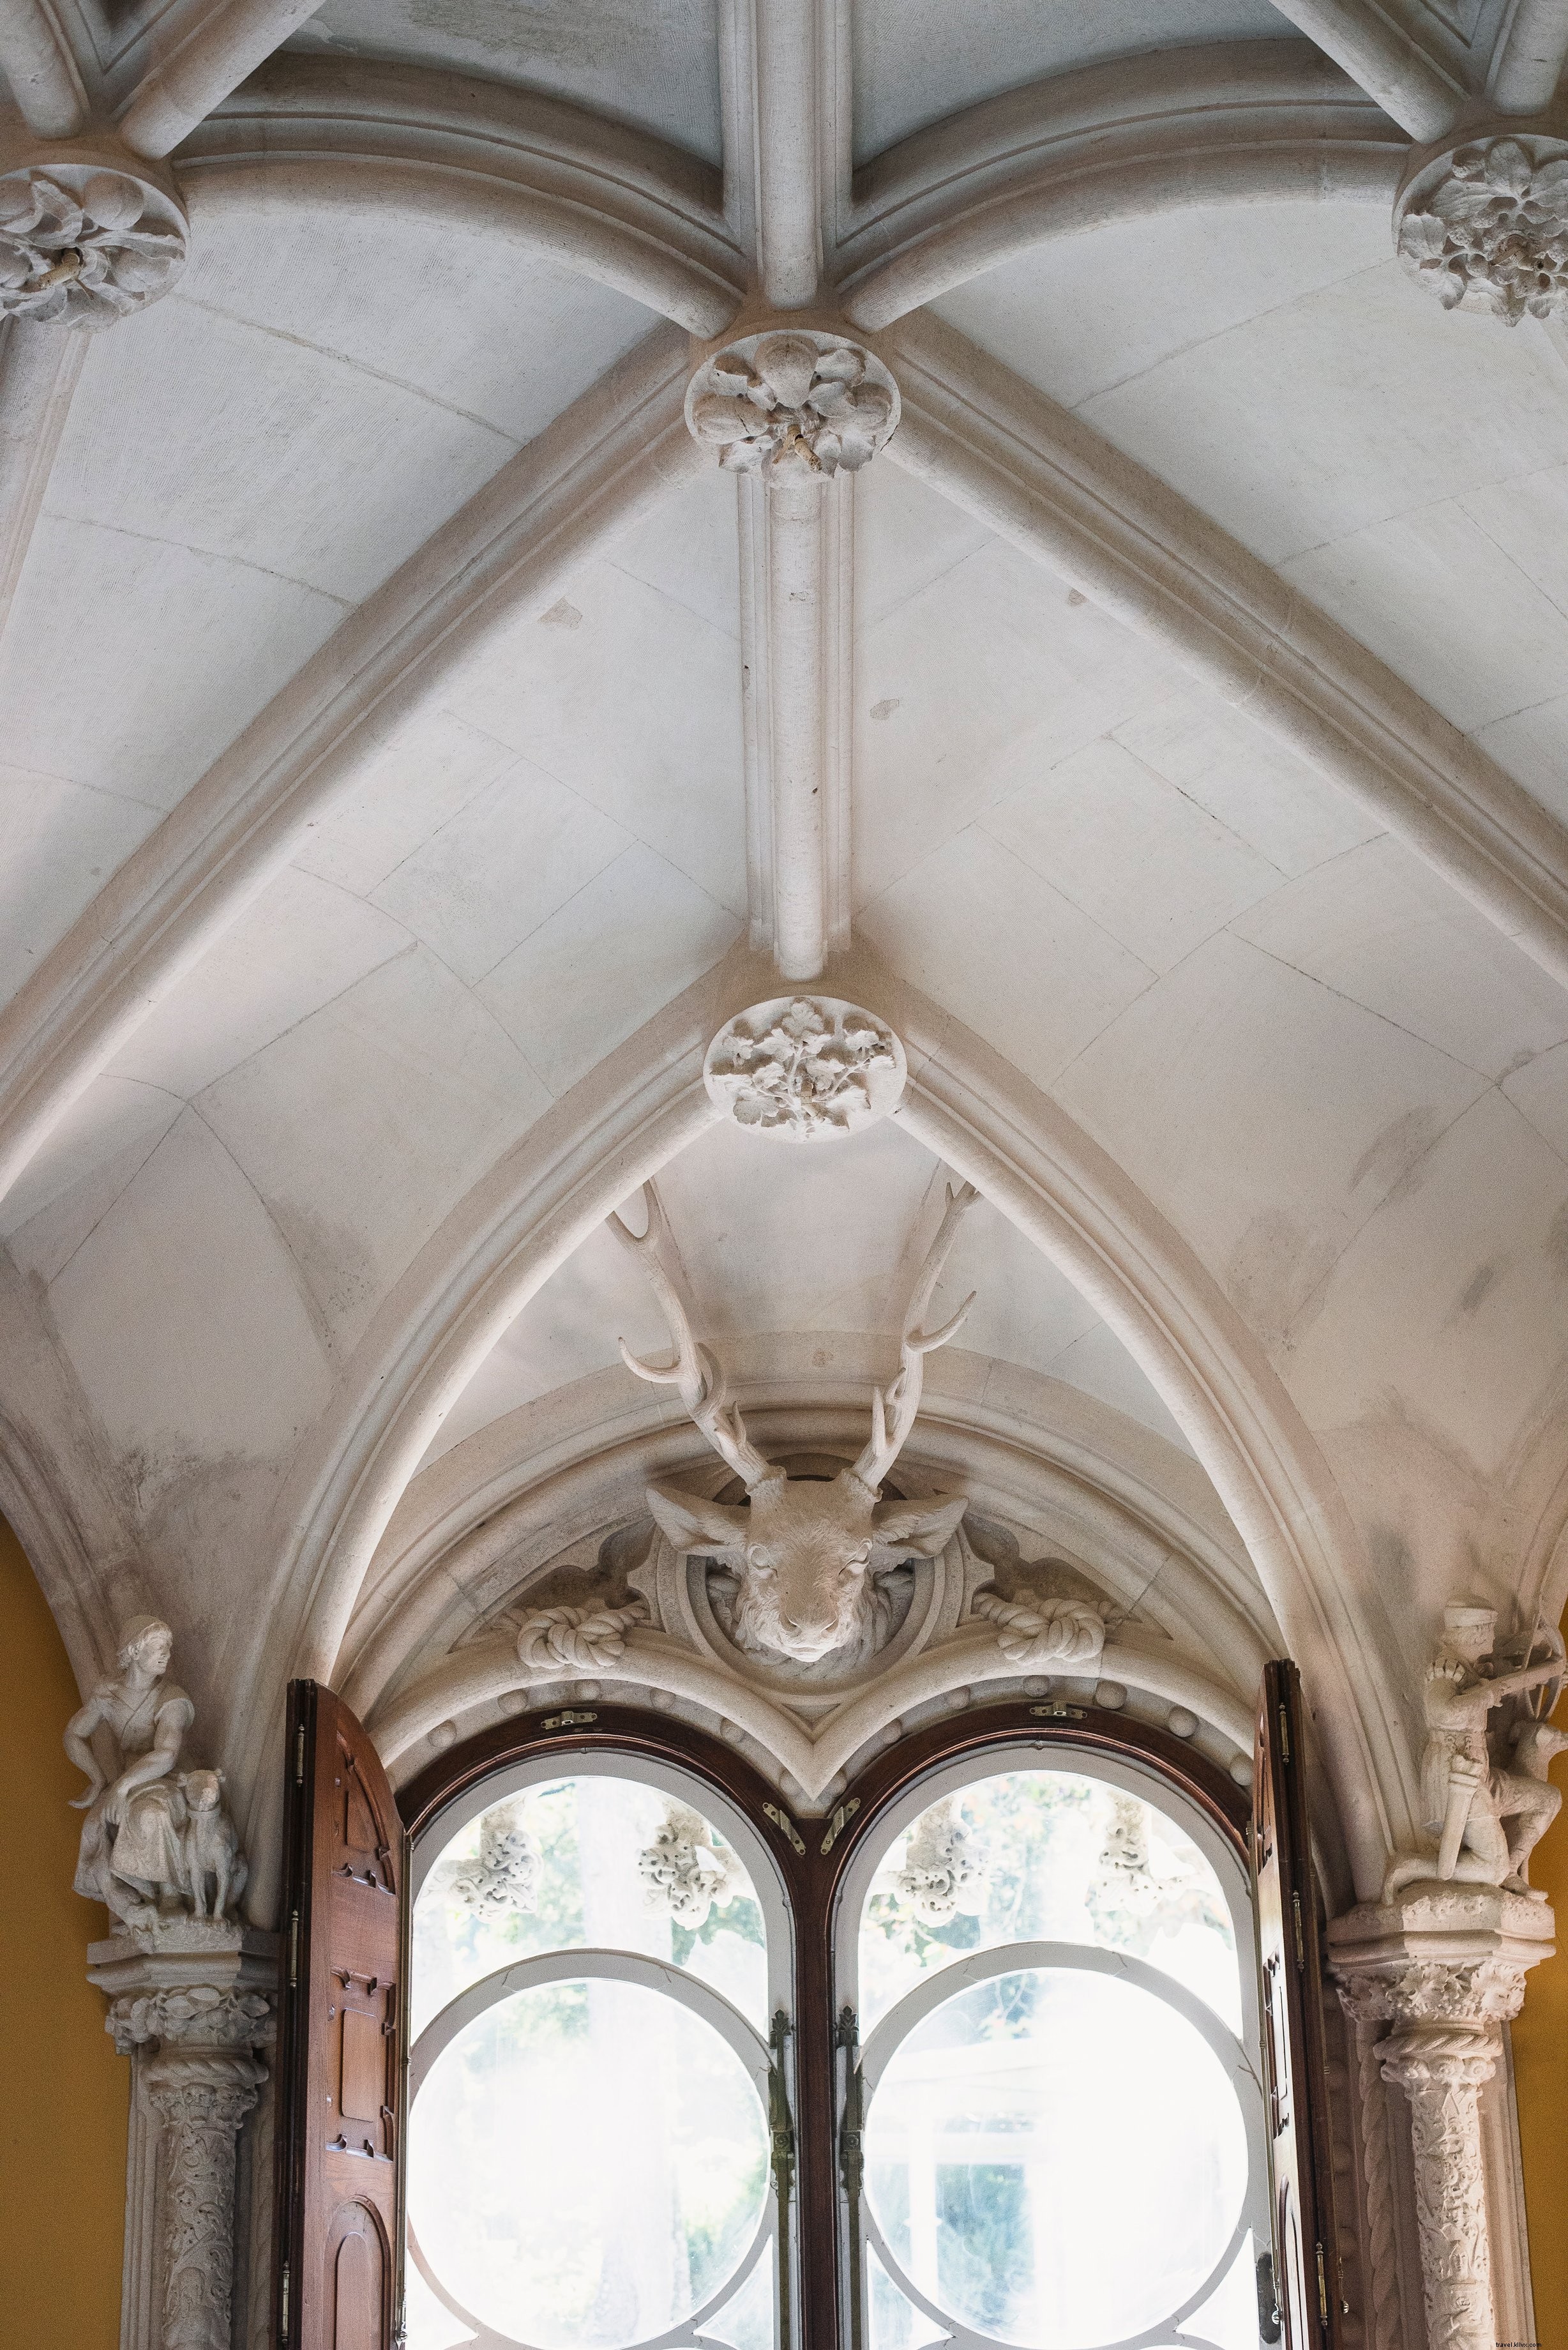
5 0 1568 1905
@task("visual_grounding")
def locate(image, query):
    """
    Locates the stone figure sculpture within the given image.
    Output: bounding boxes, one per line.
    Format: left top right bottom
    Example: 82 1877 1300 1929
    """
66 1616 248 1934
1382 1603 1565 1904
179 1770 248 1920
608 1179 977 1665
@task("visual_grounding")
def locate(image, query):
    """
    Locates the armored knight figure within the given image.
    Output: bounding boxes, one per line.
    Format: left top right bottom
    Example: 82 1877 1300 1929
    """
1382 1602 1565 1904
65 1615 248 1934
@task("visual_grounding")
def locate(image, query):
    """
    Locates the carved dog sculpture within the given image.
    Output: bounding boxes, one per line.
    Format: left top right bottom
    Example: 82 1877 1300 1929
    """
612 1180 976 1665
179 1769 248 1920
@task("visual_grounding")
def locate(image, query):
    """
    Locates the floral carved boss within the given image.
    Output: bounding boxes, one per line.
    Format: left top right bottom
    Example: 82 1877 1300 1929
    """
1396 136 1568 322
704 997 906 1139
0 166 186 324
685 330 900 480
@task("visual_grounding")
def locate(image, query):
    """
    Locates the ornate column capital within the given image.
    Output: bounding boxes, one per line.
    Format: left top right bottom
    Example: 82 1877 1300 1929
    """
1329 1885 1554 2350
1328 1879 1555 2016
686 327 900 482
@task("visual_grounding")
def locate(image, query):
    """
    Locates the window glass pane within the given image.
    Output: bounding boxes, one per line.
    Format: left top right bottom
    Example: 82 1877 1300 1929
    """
414 1775 767 2033
1180 2231 1260 2350
411 1978 770 2349
697 2231 776 2350
405 2253 475 2350
866 2243 946 2350
858 1770 1238 2031
864 1967 1247 2349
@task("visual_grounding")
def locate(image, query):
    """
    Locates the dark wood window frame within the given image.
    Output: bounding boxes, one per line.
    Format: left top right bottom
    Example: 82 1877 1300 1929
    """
399 1692 1251 2350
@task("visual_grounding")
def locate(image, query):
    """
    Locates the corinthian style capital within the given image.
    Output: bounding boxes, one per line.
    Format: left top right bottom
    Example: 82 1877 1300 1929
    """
1396 135 1568 324
1330 1883 1554 2350
0 162 187 325
686 329 900 482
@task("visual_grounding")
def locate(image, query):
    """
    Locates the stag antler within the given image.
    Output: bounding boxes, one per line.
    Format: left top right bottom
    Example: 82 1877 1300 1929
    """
609 1182 777 1489
851 1181 979 1492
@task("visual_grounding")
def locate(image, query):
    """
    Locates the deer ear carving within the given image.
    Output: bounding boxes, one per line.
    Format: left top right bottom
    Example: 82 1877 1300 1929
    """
870 1492 969 1557
647 1483 753 1555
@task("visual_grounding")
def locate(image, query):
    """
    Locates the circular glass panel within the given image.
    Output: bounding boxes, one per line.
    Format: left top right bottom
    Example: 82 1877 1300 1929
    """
412 1978 769 2347
414 1776 768 2035
859 1771 1239 2033
864 1967 1247 2350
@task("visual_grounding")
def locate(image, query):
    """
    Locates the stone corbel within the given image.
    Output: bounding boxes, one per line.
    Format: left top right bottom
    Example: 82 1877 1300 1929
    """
89 1923 278 2350
1329 1884 1554 2350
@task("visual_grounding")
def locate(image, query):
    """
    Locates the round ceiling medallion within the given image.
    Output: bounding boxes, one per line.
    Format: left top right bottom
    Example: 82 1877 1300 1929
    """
685 328 900 480
704 997 906 1139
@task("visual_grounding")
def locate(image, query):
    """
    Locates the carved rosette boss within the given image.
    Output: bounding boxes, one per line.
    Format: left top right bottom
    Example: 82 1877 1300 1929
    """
1396 136 1568 322
704 997 906 1139
686 330 900 481
0 165 187 324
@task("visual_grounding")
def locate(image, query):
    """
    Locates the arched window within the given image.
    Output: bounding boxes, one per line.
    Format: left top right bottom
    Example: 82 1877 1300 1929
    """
406 1757 794 2350
834 1750 1265 2350
391 1704 1285 2350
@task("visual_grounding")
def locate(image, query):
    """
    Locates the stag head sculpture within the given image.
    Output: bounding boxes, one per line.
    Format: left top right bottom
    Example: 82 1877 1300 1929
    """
610 1180 979 1664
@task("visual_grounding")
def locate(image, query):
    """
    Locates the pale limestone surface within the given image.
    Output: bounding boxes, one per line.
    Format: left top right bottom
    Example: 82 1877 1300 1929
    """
7 3 1568 2337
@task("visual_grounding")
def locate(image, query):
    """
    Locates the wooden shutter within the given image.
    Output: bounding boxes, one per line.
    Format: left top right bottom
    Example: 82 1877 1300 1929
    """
276 1681 407 2350
1254 1660 1343 2350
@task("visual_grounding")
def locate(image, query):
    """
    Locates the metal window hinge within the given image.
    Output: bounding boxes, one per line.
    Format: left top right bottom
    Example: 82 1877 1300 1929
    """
294 1724 306 1785
1279 1702 1291 1764
288 1909 299 1990
820 1798 860 1855
764 1802 806 1856
1316 2241 1329 2324
541 1709 596 1732
279 2262 290 2342
1292 1890 1306 1971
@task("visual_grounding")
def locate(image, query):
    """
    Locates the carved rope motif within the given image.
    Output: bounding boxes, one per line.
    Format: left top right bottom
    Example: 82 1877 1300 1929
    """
515 1596 650 1673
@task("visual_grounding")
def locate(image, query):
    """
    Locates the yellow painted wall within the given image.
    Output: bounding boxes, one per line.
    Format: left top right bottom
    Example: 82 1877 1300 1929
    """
1514 1637 1568 2350
0 1514 127 2342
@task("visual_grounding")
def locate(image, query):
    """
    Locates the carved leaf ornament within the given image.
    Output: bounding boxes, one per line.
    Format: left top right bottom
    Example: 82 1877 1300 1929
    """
704 996 906 1139
637 1803 745 1927
449 1799 543 1917
894 1797 986 1925
0 167 187 324
686 330 900 480
1396 137 1568 322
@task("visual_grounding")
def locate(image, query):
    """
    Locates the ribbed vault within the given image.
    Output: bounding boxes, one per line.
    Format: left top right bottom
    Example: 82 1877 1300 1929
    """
5 0 1568 1947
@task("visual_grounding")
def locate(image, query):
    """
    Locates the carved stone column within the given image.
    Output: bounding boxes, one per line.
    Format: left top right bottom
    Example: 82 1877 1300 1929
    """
1329 1886 1553 2350
141 2042 266 2350
90 1925 277 2350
